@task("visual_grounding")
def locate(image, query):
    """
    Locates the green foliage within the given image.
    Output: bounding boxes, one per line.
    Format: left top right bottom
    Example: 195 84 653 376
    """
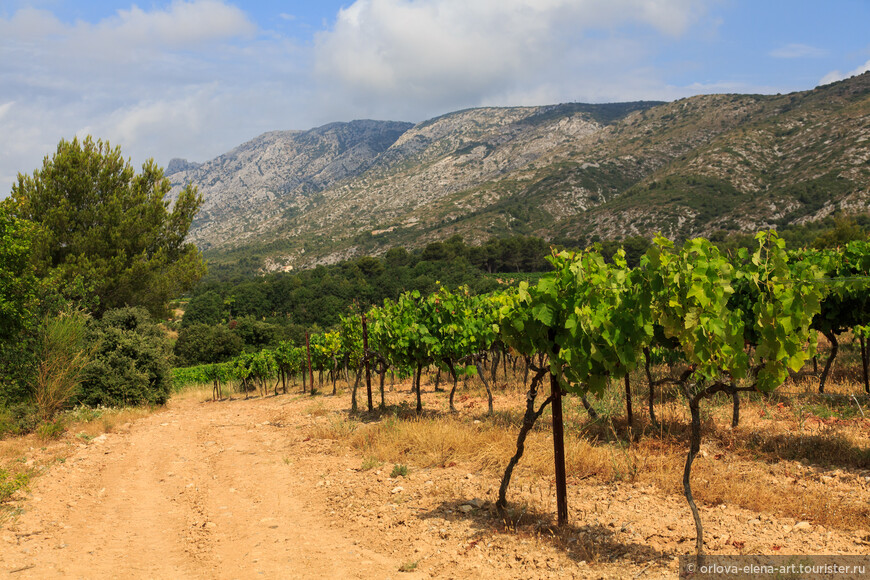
0 468 30 504
273 340 303 379
8 136 206 317
0 402 39 437
181 290 224 327
0 204 39 340
644 236 746 382
173 323 244 366
36 417 67 440
309 332 341 373
643 232 823 391
370 291 435 372
190 235 549 332
500 248 652 395
34 311 92 420
0 205 41 404
78 307 173 407
390 464 408 478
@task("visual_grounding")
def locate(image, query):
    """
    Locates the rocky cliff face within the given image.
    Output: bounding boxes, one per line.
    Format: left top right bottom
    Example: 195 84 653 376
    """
168 73 870 268
167 120 413 249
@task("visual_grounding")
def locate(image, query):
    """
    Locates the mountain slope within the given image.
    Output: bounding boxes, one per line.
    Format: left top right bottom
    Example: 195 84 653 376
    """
167 73 870 269
168 120 413 248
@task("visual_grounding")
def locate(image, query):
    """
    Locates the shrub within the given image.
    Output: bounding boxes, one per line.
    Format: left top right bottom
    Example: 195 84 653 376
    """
173 323 243 366
77 307 173 407
0 468 30 503
0 402 38 437
34 311 91 420
36 417 67 440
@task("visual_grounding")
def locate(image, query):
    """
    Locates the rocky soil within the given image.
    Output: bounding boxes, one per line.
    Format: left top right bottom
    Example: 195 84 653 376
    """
2 389 868 579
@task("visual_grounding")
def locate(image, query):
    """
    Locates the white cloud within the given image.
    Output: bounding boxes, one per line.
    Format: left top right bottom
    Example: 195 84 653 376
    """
769 43 828 59
107 1 256 47
820 59 870 86
0 2 311 194
313 0 709 116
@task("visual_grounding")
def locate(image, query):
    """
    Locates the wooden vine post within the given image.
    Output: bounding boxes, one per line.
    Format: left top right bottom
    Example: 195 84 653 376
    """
305 331 315 395
549 372 568 526
362 313 373 412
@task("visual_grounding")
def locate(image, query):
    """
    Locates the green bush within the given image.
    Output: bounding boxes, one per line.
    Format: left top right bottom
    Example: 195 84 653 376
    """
36 417 67 440
0 402 38 438
0 468 30 503
77 307 172 407
174 323 243 366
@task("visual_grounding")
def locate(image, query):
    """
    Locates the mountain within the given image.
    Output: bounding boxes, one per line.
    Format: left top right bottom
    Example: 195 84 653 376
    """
167 120 413 249
167 73 870 270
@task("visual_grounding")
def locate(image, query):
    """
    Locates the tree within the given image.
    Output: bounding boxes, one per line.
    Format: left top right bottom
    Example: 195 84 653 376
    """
174 323 244 366
0 204 39 340
7 136 206 317
181 290 224 327
0 205 41 403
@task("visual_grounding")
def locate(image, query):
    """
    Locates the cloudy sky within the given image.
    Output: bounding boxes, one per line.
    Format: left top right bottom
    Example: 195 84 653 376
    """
1 0 869 191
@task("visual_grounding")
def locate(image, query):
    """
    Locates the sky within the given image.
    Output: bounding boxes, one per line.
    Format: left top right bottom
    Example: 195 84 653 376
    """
1 0 869 192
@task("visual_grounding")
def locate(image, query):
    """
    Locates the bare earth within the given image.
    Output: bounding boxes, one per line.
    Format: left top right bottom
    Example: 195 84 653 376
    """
2 391 868 579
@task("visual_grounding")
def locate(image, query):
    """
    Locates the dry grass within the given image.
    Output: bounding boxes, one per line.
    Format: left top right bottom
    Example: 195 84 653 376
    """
173 382 219 403
0 404 159 526
304 359 870 533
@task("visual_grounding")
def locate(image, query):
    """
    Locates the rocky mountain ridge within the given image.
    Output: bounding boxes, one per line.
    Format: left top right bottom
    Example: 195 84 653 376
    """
167 73 870 269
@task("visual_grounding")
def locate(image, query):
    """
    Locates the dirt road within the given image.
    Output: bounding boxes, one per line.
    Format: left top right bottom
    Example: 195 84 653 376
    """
3 390 868 579
1 396 401 579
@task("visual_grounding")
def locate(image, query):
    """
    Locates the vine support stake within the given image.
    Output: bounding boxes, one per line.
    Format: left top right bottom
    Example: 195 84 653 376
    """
305 332 315 395
362 313 373 412
550 373 568 527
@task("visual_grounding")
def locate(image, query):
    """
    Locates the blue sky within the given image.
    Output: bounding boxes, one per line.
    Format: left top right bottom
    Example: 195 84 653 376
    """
1 0 868 191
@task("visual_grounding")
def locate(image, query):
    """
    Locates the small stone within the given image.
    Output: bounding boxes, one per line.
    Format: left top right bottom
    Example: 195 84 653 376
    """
391 486 404 494
794 521 811 531
458 505 473 513
467 498 484 508
748 519 761 525
465 473 474 480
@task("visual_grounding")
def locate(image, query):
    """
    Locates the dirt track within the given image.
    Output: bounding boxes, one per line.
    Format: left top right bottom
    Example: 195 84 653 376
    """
1 396 399 579
2 390 869 579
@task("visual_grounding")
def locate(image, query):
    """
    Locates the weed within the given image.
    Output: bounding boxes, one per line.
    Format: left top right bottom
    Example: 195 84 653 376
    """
398 560 418 573
36 418 67 440
361 456 381 471
391 464 409 478
0 468 30 503
307 417 357 439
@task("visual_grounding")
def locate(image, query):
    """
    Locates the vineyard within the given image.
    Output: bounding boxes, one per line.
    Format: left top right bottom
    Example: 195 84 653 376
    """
170 232 870 563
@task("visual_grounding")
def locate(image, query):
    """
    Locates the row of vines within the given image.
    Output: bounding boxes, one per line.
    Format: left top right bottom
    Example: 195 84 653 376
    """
174 232 870 559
